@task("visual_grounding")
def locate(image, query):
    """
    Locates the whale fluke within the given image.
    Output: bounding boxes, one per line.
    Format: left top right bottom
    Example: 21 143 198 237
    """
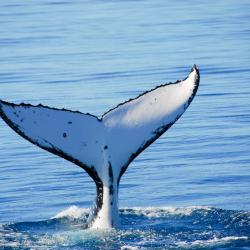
0 65 199 228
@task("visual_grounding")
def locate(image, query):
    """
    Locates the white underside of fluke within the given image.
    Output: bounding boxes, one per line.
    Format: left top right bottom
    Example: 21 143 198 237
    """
0 66 199 229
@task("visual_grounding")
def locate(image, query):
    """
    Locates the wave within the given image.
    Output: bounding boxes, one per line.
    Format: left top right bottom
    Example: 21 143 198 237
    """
1 206 249 249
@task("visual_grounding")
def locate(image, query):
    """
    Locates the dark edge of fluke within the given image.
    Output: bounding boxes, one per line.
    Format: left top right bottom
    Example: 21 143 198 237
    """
0 65 199 121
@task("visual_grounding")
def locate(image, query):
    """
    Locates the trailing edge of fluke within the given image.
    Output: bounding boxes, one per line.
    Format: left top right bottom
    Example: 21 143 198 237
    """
0 65 200 228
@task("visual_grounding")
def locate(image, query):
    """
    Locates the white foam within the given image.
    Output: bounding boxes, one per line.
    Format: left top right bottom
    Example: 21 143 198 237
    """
52 205 212 221
177 236 248 248
121 245 139 250
52 205 89 219
121 206 212 217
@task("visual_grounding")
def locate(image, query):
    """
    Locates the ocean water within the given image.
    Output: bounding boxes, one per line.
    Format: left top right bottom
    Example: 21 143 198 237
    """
0 0 249 249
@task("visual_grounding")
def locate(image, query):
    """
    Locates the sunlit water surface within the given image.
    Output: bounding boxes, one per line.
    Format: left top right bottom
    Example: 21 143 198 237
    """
0 1 249 249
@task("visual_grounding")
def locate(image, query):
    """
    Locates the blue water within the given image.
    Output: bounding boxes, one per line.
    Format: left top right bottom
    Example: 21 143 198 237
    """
0 0 250 249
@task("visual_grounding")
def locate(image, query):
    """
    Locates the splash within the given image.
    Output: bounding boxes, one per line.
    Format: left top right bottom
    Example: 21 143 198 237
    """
1 206 249 249
52 205 89 219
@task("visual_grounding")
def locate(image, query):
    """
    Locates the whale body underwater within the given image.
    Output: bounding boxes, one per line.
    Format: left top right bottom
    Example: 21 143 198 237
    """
0 65 200 229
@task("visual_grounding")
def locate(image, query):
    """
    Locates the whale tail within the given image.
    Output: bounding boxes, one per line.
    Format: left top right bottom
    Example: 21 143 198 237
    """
0 65 199 228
